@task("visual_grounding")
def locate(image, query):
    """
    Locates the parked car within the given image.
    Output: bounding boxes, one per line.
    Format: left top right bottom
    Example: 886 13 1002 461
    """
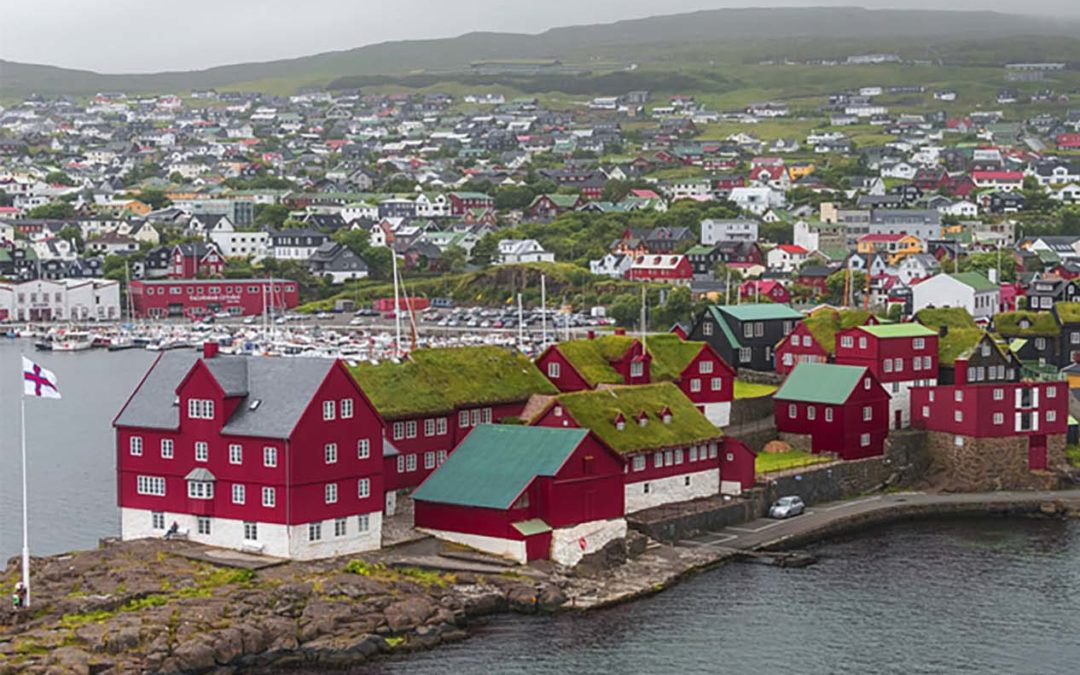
769 496 805 519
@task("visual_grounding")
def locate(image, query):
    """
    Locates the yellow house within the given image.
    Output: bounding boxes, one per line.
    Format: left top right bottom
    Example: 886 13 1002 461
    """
788 163 816 181
856 233 923 265
121 199 152 216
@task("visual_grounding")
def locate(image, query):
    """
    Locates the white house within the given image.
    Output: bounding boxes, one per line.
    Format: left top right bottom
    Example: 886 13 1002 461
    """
209 230 270 260
729 187 784 216
589 253 632 279
3 278 120 321
911 272 1000 320
701 218 759 245
766 244 809 273
497 239 555 265
939 200 979 218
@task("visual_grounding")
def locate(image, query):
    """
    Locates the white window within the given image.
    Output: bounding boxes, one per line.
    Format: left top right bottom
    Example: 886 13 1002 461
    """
690 378 702 392
335 517 347 537
437 450 448 465
922 406 930 418
459 410 469 428
923 356 931 370
690 446 699 462
664 450 673 466
358 478 370 498
358 438 370 459
424 451 436 470
358 514 370 532
884 359 893 373
547 362 560 378
841 336 854 348
229 444 242 465
1047 387 1057 399
130 436 143 456
703 322 714 336
711 377 722 391
1048 411 1057 423
993 413 1004 425
859 337 867 350
396 455 405 473
136 475 166 496
197 517 211 536
894 358 903 372
152 512 165 530
955 390 963 402
654 452 663 468
789 404 797 418
743 323 753 338
263 446 277 467
160 439 174 459
825 408 834 422
188 398 214 419
406 454 418 472
994 388 1004 400
324 443 337 464
863 406 872 421
323 400 336 421
914 338 925 350
807 406 816 421
243 522 258 541
424 419 435 437
739 348 752 363
195 441 208 462
405 420 417 438
699 360 713 374
630 361 644 378
471 410 481 426
860 433 870 447
709 444 718 459
325 483 338 504
262 487 276 507
341 398 354 419
392 421 404 440
674 449 684 464
308 522 322 541
232 484 245 504
436 418 448 435
187 481 214 500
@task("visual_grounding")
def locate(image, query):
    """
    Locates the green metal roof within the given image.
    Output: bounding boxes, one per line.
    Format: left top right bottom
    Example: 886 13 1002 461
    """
512 519 553 536
411 425 586 510
948 272 998 293
859 323 937 338
713 304 804 322
775 362 869 405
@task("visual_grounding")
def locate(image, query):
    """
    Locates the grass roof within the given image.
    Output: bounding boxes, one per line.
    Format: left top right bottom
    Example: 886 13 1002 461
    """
1055 302 1080 325
915 307 978 330
994 310 1061 337
937 328 986 365
645 334 706 382
802 308 872 354
552 383 722 455
556 335 637 387
350 346 557 418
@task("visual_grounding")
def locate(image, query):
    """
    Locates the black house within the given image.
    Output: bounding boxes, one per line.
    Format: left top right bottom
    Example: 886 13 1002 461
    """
687 303 803 371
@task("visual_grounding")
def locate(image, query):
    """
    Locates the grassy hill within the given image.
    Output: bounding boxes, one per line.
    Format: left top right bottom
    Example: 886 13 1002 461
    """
3 7 1080 98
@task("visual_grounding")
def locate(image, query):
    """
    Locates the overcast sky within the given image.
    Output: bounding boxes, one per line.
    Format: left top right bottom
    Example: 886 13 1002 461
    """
1 0 1077 73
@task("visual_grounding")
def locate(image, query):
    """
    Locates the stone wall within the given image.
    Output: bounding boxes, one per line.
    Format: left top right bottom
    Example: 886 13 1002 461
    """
728 395 775 428
778 431 812 452
736 369 784 386
924 431 1068 491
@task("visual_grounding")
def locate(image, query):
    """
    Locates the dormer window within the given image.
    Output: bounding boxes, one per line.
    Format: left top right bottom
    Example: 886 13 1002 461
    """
660 406 673 424
614 412 626 431
637 410 649 428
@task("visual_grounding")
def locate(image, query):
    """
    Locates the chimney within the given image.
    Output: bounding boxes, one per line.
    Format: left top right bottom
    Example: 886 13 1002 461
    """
988 268 998 284
203 342 220 359
614 328 627 336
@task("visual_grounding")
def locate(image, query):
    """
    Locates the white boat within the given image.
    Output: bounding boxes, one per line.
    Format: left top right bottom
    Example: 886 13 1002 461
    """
51 332 94 352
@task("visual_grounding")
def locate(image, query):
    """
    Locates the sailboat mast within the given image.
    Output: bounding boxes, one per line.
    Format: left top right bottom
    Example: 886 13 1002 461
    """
391 251 402 356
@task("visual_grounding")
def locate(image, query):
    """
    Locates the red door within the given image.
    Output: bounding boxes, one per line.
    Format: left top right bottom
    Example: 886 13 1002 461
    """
524 532 552 561
1028 435 1048 471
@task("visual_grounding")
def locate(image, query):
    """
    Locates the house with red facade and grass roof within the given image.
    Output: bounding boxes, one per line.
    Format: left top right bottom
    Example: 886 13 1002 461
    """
773 362 890 460
412 425 626 565
531 383 753 511
774 308 875 375
349 346 557 510
535 333 736 426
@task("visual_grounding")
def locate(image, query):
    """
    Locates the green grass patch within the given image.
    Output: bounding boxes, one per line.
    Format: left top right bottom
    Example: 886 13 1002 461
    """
756 449 831 474
734 380 778 399
1066 445 1080 468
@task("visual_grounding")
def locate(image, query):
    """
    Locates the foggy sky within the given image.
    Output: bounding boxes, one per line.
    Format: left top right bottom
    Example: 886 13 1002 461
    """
1 0 1078 74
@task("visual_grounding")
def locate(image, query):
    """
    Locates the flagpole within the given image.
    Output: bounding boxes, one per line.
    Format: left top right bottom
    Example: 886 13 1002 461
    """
20 390 30 608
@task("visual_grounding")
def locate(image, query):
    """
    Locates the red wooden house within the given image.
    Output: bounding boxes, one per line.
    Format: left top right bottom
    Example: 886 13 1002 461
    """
348 346 557 509
911 381 1069 485
775 309 877 375
834 323 939 429
773 362 890 460
114 346 385 559
412 425 626 565
447 192 495 216
535 333 736 426
128 278 299 320
531 383 748 512
170 242 224 279
626 254 693 285
1055 133 1080 151
740 279 790 304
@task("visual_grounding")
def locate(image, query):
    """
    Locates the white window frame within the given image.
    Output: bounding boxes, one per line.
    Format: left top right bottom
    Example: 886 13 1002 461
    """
262 486 276 507
195 441 208 462
547 361 561 378
232 484 245 504
358 438 370 459
325 443 338 464
436 417 448 435
228 444 242 465
160 438 174 459
341 398 354 419
130 436 143 456
136 475 166 496
325 483 338 504
263 446 278 468
358 478 370 498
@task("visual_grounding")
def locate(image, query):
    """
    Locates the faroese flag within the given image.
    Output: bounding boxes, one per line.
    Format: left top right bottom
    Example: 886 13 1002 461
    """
22 357 61 399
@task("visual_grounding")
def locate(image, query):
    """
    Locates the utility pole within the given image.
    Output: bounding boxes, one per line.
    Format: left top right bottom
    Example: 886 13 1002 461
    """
540 274 547 350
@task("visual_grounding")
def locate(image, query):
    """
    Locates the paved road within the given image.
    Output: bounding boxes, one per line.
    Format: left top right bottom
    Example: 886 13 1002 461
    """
677 490 1080 553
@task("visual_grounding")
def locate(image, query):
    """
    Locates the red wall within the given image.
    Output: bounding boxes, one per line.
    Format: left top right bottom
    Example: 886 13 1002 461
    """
775 324 829 375
774 371 890 460
677 343 735 405
911 382 1068 437
834 328 939 384
130 279 300 319
536 347 593 392
721 438 756 491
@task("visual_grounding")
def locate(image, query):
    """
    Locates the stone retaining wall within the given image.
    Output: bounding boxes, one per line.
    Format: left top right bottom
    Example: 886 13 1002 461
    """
924 431 1067 491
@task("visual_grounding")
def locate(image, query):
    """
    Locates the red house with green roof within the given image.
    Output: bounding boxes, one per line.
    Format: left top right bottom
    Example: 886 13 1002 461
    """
531 383 753 511
411 425 626 565
773 362 890 460
349 347 557 510
774 309 876 375
535 333 736 426
833 323 939 429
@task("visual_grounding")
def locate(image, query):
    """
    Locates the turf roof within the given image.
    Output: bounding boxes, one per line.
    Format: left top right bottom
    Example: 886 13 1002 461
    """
550 383 722 455
937 328 986 365
994 311 1061 337
802 308 872 354
350 346 557 418
915 307 979 330
645 334 707 382
1054 302 1080 325
859 323 938 338
555 335 637 387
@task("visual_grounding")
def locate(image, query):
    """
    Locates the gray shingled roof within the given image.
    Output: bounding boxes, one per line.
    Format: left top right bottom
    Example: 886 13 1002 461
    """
114 352 338 440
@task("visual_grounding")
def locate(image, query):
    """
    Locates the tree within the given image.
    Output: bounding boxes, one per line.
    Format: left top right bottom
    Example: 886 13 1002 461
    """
58 224 84 252
281 218 307 229
45 171 76 186
382 176 418 193
28 201 76 219
136 188 172 210
333 227 371 256
441 245 467 274
494 185 536 211
825 269 866 305
363 247 394 281
759 220 794 245
959 250 1017 282
652 285 692 329
609 293 642 328
471 233 500 265
254 203 292 229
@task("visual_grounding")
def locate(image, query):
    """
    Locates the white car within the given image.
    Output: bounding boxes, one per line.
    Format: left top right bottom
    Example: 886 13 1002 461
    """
769 496 806 519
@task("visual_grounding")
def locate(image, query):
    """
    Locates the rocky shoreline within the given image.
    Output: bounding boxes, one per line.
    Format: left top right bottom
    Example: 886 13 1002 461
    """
4 493 1080 674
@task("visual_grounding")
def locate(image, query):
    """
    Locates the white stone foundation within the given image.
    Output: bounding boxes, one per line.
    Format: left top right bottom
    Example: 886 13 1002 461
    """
624 468 720 514
702 402 732 428
550 519 627 567
121 508 382 560
721 480 743 496
417 528 528 564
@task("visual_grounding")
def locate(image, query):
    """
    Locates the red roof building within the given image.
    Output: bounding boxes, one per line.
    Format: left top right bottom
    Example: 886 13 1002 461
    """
114 348 385 559
128 278 299 320
739 279 790 304
170 242 224 279
1056 133 1080 150
626 254 693 285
